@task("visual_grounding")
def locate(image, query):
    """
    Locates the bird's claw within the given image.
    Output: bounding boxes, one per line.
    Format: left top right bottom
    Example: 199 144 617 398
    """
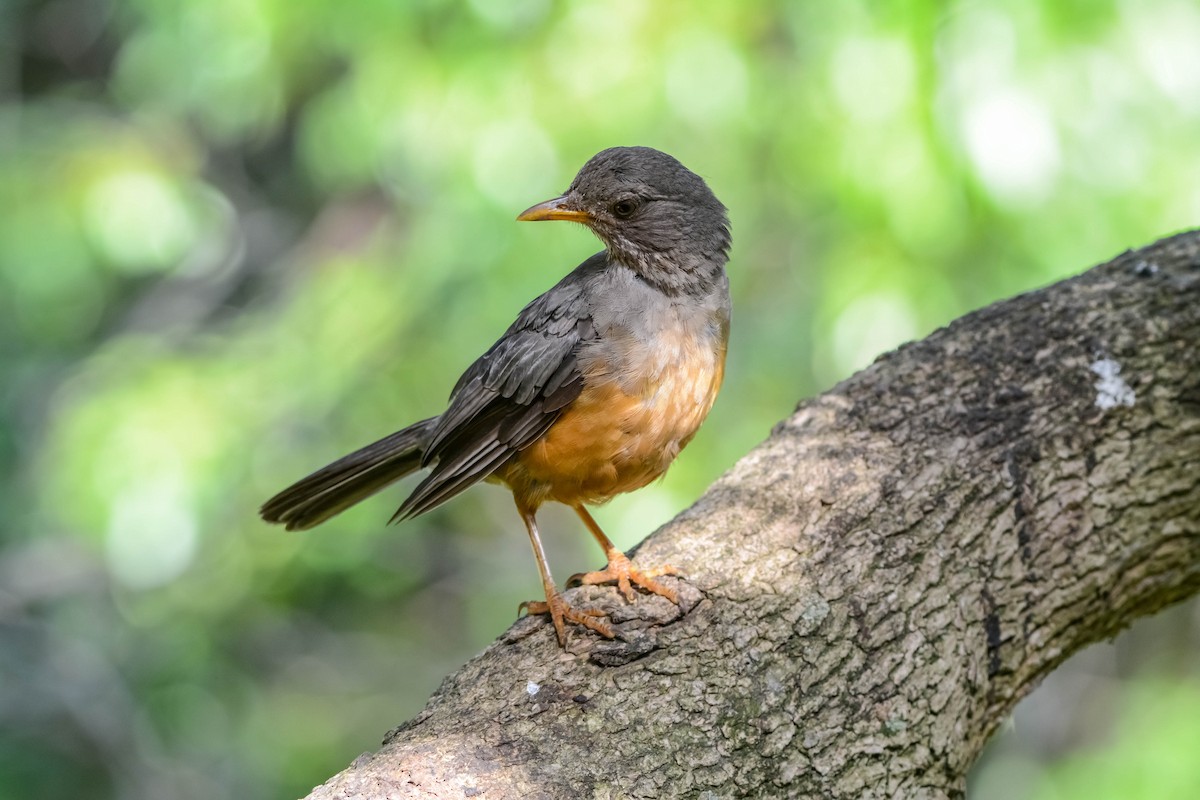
519 592 614 645
567 550 681 604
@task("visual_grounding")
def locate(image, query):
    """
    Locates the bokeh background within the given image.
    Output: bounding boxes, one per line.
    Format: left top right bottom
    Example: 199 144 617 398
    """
1 0 1198 798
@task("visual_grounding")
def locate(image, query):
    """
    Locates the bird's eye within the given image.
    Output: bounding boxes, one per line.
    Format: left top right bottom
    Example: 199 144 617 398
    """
611 199 638 219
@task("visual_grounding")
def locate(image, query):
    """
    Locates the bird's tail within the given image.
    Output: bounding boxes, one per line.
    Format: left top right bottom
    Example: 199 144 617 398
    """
260 417 438 531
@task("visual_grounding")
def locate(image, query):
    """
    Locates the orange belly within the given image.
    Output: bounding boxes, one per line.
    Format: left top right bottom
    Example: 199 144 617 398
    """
499 339 726 509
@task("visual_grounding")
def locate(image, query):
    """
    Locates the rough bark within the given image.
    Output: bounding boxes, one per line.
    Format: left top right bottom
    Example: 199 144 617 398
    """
305 231 1200 799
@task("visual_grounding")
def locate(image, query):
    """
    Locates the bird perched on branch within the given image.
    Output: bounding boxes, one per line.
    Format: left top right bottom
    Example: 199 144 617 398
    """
261 146 731 646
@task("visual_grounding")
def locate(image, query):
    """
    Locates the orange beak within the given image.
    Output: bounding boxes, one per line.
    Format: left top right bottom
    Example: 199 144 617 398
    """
516 195 592 223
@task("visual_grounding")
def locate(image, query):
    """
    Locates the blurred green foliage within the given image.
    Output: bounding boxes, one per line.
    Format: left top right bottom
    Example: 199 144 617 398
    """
1034 682 1200 800
1 0 1198 798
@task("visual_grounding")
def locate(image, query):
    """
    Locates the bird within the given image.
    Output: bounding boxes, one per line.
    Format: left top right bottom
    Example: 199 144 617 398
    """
260 146 731 646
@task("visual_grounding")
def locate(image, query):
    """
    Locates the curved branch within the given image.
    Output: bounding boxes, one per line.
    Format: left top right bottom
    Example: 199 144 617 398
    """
305 231 1200 799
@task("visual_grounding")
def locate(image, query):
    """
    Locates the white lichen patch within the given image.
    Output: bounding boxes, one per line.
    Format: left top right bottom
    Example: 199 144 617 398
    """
1089 357 1136 409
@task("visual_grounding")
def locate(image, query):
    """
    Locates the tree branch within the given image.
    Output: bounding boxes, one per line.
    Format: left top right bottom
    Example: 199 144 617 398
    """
305 232 1200 799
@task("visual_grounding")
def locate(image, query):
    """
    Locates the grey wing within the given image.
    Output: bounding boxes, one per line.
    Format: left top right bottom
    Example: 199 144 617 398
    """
391 261 600 521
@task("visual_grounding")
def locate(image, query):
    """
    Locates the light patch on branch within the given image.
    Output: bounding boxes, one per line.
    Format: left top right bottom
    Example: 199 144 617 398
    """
1089 356 1136 409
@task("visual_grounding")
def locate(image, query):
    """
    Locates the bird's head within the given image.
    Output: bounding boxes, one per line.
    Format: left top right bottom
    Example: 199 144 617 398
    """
518 146 731 289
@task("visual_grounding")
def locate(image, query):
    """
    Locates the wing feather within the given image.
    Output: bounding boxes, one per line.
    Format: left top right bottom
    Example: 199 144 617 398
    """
395 254 605 520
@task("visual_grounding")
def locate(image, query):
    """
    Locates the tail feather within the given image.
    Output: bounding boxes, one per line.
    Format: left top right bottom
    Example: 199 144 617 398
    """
261 417 437 531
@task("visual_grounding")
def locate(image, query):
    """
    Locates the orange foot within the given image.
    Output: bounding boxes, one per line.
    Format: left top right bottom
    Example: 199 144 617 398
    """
519 588 615 646
568 549 681 604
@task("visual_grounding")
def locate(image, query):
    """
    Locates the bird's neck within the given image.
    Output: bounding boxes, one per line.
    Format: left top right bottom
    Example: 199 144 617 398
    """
607 242 730 297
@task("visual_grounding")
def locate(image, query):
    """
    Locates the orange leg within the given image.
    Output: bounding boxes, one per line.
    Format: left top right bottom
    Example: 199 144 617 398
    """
567 504 680 604
514 500 614 645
